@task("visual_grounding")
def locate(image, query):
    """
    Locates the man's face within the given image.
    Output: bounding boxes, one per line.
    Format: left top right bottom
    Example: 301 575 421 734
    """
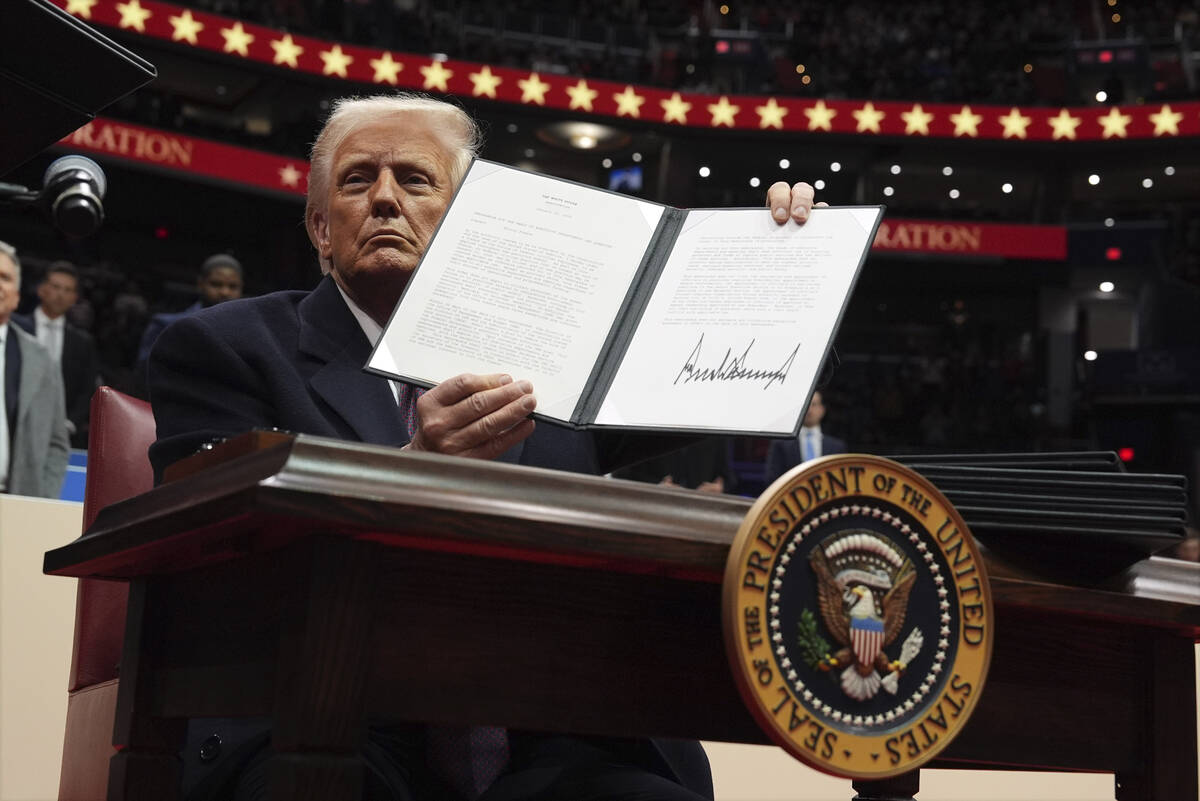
198 266 243 306
312 113 456 309
804 391 826 427
37 270 78 318
0 254 18 325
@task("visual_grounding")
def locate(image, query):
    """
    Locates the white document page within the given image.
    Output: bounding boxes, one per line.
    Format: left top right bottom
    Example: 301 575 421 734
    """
369 161 664 421
595 206 881 433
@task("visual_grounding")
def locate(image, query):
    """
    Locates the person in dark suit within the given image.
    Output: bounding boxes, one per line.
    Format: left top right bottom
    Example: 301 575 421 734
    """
136 252 244 366
148 93 822 801
12 261 100 448
0 242 70 498
763 391 847 485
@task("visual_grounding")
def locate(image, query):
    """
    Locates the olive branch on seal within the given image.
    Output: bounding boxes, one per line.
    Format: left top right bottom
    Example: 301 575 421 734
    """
796 608 832 670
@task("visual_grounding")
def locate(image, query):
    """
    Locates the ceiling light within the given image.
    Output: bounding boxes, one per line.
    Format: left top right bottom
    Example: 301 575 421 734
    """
1104 217 1115 227
1084 350 1098 361
631 152 642 162
830 161 841 172
814 179 826 190
890 164 901 175
779 158 790 169
942 166 953 177
1095 90 1108 102
1002 182 1013 194
883 186 894 197
1088 174 1101 185
749 176 760 188
1099 281 1115 292
1142 178 1153 188
699 166 711 178
1164 166 1175 176
948 188 960 199
601 158 613 168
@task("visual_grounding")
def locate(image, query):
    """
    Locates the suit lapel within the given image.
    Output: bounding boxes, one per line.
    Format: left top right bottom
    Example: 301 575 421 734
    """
4 325 19 427
299 277 409 447
12 328 41 424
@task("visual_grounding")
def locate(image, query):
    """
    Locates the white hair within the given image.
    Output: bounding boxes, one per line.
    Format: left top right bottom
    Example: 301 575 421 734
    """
305 93 482 271
0 240 20 288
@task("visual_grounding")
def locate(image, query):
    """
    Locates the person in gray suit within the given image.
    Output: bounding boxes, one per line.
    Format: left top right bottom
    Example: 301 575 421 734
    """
0 241 69 498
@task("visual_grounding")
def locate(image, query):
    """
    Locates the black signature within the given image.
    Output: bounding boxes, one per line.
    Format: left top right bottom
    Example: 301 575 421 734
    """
673 333 800 389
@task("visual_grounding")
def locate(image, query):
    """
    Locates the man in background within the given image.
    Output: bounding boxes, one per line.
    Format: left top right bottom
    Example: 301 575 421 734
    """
764 390 846 484
136 253 244 365
0 241 69 498
13 261 100 448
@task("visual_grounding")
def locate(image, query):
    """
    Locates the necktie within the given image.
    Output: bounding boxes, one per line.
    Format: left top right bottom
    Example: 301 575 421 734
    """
395 382 423 439
427 725 510 799
802 430 815 462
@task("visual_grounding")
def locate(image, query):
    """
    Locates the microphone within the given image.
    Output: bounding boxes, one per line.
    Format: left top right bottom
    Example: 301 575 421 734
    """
41 155 107 238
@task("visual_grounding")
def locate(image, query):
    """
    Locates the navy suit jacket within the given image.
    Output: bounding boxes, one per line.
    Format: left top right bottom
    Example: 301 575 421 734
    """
147 275 711 797
764 430 847 485
12 312 99 448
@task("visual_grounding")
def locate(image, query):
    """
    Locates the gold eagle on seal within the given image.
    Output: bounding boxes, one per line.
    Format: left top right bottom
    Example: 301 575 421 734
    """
809 532 920 701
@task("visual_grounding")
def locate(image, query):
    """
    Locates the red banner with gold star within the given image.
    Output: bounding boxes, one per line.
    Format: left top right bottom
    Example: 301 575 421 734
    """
55 116 308 197
52 0 1200 141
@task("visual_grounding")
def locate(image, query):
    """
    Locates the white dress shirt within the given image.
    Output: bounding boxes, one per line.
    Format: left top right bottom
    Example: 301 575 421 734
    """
34 306 65 363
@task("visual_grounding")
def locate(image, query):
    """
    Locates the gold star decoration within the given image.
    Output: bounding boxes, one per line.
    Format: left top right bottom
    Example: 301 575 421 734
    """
949 105 983 137
565 79 598 112
517 72 551 105
116 0 152 32
804 100 837 131
1148 104 1183 136
613 86 645 118
755 98 788 129
279 164 304 188
468 66 502 98
1098 106 1132 139
1048 108 1082 140
369 51 403 84
168 9 204 45
900 104 934 135
65 0 98 19
998 107 1032 139
660 92 692 124
852 102 885 133
221 22 255 57
420 61 454 92
708 96 740 127
319 45 353 78
270 34 303 67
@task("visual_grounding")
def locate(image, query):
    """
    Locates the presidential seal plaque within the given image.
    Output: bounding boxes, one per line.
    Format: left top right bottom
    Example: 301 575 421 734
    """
723 454 993 779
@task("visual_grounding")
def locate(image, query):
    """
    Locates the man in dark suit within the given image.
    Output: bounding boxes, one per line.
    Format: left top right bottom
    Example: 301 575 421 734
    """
136 253 244 366
149 93 821 801
764 391 847 485
12 261 100 448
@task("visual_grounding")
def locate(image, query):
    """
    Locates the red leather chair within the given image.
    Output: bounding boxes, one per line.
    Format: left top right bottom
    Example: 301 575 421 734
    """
58 387 156 801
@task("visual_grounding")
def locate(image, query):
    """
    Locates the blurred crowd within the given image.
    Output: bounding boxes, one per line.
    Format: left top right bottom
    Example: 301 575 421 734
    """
171 0 1200 102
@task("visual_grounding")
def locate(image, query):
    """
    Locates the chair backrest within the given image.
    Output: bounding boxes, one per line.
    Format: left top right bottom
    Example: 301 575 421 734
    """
68 387 156 691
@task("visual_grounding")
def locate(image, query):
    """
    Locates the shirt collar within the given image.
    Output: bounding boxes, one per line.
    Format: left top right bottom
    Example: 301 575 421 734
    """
333 280 383 347
801 424 822 436
34 307 64 328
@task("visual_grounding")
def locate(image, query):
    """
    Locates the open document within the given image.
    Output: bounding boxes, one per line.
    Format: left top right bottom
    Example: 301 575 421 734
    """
367 159 883 436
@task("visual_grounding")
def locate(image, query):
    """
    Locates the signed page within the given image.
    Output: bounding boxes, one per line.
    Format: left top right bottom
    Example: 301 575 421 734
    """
369 160 664 421
595 206 882 433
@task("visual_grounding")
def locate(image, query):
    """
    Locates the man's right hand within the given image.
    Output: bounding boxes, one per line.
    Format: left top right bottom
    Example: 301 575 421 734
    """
406 373 536 459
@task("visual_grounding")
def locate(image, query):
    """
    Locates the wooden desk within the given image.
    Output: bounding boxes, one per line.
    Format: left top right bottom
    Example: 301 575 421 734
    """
45 435 1200 801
